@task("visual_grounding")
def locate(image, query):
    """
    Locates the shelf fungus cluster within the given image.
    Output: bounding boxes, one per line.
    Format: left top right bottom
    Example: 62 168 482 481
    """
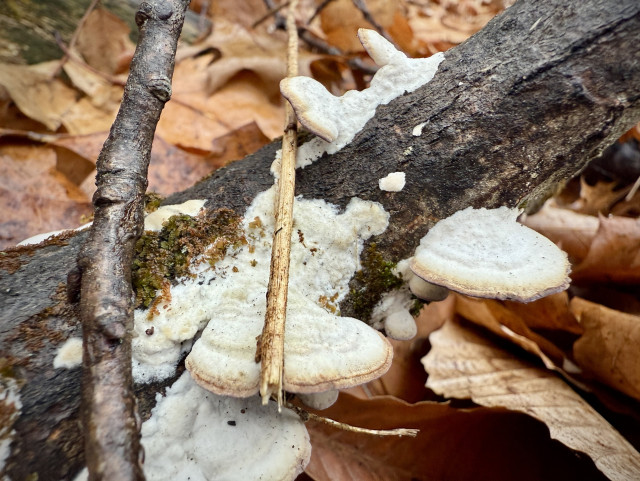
119 33 453 480
132 185 393 395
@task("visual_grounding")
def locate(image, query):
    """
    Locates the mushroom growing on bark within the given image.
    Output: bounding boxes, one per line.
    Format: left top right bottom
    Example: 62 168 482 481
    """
410 206 571 302
186 286 393 397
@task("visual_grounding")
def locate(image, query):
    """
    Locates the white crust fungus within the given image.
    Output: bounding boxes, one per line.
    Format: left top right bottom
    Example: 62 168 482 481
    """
411 206 571 302
378 172 406 192
17 223 92 247
133 186 393 393
142 372 310 481
53 337 83 369
412 122 427 136
74 372 310 481
278 28 444 170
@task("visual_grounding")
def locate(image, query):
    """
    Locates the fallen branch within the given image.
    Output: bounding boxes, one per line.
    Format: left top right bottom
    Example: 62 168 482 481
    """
1 0 639 479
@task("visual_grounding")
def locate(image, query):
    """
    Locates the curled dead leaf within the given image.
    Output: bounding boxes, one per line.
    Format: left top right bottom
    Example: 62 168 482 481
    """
423 319 640 481
571 215 640 283
572 297 640 401
0 62 77 131
305 392 607 481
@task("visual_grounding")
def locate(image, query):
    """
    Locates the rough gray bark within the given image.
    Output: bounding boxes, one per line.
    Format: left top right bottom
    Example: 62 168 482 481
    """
1 0 639 480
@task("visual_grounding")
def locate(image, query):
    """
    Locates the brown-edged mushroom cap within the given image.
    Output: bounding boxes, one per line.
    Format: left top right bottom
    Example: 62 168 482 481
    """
185 286 393 397
410 206 570 302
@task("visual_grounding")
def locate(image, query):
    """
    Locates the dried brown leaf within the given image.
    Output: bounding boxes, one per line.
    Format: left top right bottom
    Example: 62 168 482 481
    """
305 392 607 481
180 19 317 97
571 178 628 216
75 8 135 75
571 215 640 283
0 144 92 248
454 294 576 367
162 66 284 149
0 62 77 131
572 297 640 401
51 124 266 199
423 319 640 481
320 0 400 53
522 201 599 262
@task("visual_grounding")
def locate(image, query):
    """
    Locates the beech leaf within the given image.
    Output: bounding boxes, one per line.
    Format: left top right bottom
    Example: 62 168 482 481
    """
423 319 640 481
572 297 640 401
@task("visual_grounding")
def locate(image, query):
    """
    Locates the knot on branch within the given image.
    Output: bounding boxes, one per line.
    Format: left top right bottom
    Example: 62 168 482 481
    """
148 77 172 102
135 2 153 28
155 1 174 21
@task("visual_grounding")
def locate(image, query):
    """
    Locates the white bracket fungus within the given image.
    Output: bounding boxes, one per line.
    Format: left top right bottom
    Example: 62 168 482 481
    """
187 288 392 396
410 206 571 302
278 28 444 169
378 172 406 192
133 187 393 394
408 276 449 302
383 310 418 341
74 372 310 481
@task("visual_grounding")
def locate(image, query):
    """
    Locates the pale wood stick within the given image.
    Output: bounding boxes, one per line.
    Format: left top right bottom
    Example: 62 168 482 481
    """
259 0 300 408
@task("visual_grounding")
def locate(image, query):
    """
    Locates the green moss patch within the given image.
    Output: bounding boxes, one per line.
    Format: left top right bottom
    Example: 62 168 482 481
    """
350 243 403 321
132 209 245 312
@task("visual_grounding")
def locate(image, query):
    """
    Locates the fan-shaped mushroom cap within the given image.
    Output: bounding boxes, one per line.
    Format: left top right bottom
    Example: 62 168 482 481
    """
384 310 418 341
411 206 570 302
278 28 444 169
186 287 393 397
357 28 406 67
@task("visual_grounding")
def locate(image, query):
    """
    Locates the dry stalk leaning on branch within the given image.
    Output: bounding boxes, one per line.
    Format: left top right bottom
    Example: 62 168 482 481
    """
77 1 190 480
258 0 300 409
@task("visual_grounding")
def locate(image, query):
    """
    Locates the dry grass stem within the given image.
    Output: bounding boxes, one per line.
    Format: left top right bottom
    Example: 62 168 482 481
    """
259 0 300 409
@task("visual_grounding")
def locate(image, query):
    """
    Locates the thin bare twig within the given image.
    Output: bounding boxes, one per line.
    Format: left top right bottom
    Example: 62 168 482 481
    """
261 0 378 75
77 1 189 480
53 32 126 86
288 403 419 437
252 1 290 28
259 0 299 409
351 0 396 45
308 0 335 24
51 0 102 78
